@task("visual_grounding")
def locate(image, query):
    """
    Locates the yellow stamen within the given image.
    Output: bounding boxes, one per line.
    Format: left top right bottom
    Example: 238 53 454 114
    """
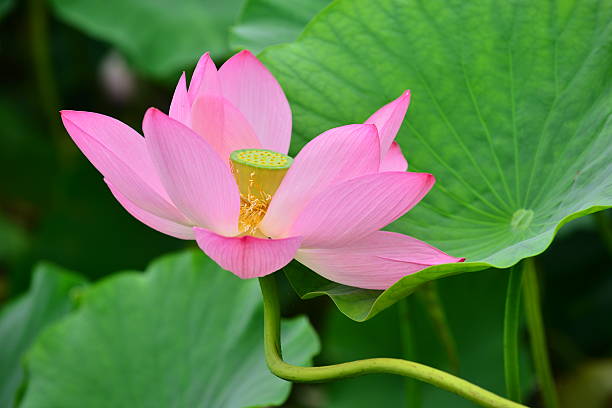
230 149 293 236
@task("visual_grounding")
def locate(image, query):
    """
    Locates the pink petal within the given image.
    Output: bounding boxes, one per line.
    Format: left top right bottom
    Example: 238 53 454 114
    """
365 90 411 159
106 180 195 240
191 95 261 162
61 111 161 190
380 141 408 172
289 172 435 248
194 227 302 279
188 52 221 104
218 50 292 154
295 231 465 290
61 111 189 224
143 108 240 236
260 124 380 238
169 72 191 127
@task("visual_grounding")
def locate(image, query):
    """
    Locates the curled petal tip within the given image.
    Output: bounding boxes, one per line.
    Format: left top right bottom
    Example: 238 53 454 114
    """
145 107 163 118
59 110 72 120
192 53 215 73
59 109 82 119
238 49 255 57
143 107 169 132
361 123 379 135
395 90 411 104
424 173 436 190
196 51 211 62
233 49 260 65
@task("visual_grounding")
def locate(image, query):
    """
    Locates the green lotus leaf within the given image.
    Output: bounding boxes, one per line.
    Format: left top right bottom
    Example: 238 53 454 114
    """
50 0 244 78
230 0 330 53
262 0 611 320
0 263 85 407
20 250 320 408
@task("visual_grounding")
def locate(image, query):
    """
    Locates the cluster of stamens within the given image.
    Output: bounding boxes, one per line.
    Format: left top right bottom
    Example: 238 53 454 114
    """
238 171 271 235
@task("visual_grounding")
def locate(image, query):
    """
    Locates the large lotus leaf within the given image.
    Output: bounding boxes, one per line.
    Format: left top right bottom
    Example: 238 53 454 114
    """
50 0 244 78
0 263 85 408
230 0 330 53
261 0 612 320
20 250 319 408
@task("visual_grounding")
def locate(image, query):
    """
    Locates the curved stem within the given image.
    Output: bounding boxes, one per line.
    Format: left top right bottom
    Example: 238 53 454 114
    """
259 274 529 408
523 258 559 408
418 281 460 373
504 265 523 402
398 298 421 407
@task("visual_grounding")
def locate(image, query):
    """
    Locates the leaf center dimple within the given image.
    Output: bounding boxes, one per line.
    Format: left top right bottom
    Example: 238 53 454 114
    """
511 209 534 231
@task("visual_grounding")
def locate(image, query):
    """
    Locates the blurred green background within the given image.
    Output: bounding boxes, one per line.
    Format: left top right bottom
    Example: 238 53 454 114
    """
0 0 610 407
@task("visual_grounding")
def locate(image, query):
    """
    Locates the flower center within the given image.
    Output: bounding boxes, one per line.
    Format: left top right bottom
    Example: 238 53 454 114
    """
230 149 293 236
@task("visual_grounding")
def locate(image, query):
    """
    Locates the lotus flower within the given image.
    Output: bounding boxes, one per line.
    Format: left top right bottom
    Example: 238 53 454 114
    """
61 50 463 290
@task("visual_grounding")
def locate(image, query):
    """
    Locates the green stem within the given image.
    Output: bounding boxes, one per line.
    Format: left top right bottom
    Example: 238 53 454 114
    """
259 274 529 408
28 0 70 161
522 258 559 408
398 299 421 407
418 281 460 373
504 265 523 402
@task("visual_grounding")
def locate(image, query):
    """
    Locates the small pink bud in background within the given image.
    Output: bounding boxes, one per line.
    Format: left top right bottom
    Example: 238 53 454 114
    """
98 51 136 104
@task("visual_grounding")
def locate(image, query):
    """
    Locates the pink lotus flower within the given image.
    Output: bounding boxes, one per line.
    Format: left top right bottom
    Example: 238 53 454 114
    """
61 50 463 290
